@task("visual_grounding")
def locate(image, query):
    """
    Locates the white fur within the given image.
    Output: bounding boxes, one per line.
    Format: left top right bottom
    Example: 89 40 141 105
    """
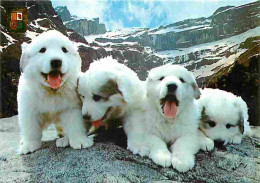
198 88 250 147
124 64 201 172
18 30 93 154
77 57 145 125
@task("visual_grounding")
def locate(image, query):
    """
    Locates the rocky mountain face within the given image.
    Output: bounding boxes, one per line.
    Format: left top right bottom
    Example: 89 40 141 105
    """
95 1 260 51
54 6 106 36
65 18 106 36
206 37 260 126
213 6 235 15
54 6 72 22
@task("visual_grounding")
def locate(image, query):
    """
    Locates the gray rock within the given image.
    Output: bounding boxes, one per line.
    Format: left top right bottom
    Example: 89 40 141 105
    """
54 6 107 36
54 6 72 22
65 18 106 36
0 116 259 183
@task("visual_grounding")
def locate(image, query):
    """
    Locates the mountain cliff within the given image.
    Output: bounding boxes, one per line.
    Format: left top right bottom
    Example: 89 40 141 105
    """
54 6 106 36
94 1 260 51
54 6 72 22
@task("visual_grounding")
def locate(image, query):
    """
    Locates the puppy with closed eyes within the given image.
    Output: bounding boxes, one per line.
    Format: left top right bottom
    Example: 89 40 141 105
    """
198 88 260 149
77 57 145 132
124 64 202 172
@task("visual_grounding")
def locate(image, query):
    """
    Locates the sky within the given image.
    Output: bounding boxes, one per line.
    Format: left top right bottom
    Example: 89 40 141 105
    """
51 0 257 31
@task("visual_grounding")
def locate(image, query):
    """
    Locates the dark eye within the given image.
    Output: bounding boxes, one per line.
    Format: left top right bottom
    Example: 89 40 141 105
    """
159 76 164 81
93 94 102 101
62 47 68 53
39 48 46 53
180 77 185 83
226 124 234 129
207 120 216 127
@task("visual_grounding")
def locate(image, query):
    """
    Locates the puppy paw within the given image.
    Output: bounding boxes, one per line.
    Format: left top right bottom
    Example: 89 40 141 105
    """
19 140 41 155
172 153 194 172
230 135 242 144
150 151 172 168
69 136 94 149
127 141 150 157
200 137 214 151
56 136 69 147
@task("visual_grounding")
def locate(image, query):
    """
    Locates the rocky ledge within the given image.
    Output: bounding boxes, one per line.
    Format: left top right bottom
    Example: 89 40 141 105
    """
0 116 259 183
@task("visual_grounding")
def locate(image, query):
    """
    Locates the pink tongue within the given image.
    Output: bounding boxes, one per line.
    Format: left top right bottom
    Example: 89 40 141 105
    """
163 101 177 118
47 73 61 89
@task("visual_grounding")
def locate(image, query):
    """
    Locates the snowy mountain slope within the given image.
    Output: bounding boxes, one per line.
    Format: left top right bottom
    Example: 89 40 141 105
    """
86 24 259 83
85 1 260 85
93 1 260 51
156 26 260 80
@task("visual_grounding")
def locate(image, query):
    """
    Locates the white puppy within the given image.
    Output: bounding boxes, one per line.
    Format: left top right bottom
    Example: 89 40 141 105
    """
77 57 145 130
198 88 260 148
18 30 93 154
124 64 201 172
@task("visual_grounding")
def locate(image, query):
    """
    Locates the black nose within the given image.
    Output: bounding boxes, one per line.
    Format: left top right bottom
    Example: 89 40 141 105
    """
214 140 225 147
83 114 91 120
167 84 177 92
51 59 62 69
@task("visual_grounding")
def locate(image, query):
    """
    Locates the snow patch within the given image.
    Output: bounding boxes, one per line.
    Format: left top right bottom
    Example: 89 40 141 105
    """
0 31 17 52
192 50 246 78
25 30 39 40
155 26 260 60
149 25 211 35
85 27 147 41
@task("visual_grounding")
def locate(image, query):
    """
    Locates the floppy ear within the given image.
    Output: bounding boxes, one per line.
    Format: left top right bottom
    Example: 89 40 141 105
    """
238 112 245 134
117 74 144 104
100 74 144 104
20 42 29 73
200 106 210 123
192 82 201 99
76 77 80 90
100 79 121 98
201 106 206 116
234 99 250 135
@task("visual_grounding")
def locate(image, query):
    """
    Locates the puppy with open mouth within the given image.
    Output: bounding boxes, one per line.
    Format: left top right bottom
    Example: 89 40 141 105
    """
198 88 260 149
77 57 145 132
124 64 201 172
18 30 93 154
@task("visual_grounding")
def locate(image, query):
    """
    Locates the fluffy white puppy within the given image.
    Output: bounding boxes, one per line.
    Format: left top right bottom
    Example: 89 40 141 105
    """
18 30 93 154
77 57 145 129
198 88 260 148
124 64 201 172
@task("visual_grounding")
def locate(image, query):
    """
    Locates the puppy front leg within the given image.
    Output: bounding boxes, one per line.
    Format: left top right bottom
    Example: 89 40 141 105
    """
59 108 93 149
147 135 171 168
198 130 214 151
170 135 200 172
19 108 42 154
127 132 150 157
124 111 150 157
